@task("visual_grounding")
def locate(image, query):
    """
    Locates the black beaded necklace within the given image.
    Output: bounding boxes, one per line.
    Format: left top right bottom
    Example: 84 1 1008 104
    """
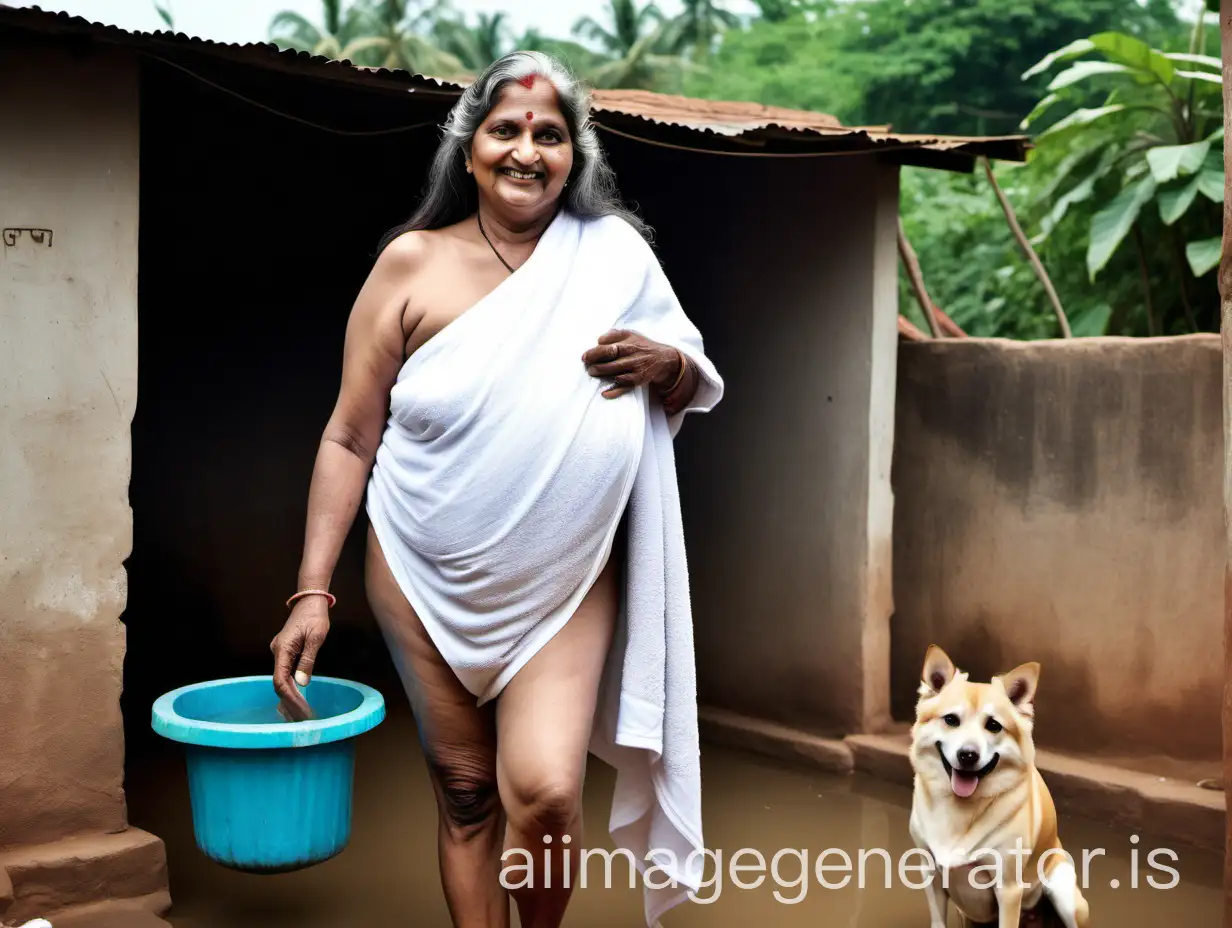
476 212 516 274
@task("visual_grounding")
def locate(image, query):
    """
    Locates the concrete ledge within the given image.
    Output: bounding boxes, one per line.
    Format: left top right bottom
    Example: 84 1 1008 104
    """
1039 751 1226 853
845 733 1225 854
698 711 1225 854
699 706 853 774
846 733 915 788
0 829 169 925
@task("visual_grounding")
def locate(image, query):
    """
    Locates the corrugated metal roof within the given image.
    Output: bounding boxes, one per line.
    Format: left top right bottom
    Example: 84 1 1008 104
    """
591 89 846 134
1 4 1030 163
588 91 1030 161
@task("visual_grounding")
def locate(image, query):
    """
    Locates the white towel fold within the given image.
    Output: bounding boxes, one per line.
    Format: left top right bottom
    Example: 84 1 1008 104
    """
366 208 723 925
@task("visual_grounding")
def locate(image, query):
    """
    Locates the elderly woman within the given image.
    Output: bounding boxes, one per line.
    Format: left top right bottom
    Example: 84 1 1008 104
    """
270 51 722 927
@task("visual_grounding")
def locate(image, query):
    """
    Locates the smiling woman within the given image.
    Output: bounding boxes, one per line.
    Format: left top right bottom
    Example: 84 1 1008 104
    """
464 78 575 263
378 51 649 247
266 50 724 928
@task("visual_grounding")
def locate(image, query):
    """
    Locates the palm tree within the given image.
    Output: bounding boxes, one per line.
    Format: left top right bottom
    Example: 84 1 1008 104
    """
662 0 740 60
517 28 612 79
749 0 798 22
270 0 365 60
573 0 664 58
269 0 465 77
351 0 467 75
570 0 687 90
433 12 511 72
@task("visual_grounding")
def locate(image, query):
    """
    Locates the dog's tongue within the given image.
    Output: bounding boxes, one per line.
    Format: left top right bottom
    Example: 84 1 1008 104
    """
951 770 979 798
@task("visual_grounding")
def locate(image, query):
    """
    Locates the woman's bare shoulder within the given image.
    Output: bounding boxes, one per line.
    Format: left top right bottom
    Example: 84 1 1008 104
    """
375 228 436 275
350 231 439 337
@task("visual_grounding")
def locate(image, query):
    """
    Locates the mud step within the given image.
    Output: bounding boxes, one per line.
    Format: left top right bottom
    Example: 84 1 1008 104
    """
0 829 168 926
13 892 172 928
698 706 853 774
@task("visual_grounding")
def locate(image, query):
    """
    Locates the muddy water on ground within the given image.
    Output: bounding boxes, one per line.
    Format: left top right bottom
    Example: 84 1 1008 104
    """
126 702 1221 927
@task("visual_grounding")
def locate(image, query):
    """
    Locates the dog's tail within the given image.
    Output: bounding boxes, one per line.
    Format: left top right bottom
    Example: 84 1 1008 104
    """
1074 892 1090 927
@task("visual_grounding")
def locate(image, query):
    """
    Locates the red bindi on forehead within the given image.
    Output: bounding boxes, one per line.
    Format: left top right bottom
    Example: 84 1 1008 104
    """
526 111 534 121
517 74 536 89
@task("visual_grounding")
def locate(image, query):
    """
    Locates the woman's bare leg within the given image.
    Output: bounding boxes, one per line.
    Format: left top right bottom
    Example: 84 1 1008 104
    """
495 543 621 928
365 526 509 928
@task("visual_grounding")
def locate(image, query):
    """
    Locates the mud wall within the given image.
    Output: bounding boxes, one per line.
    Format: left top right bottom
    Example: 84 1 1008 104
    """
0 42 139 846
630 152 901 737
892 336 1223 760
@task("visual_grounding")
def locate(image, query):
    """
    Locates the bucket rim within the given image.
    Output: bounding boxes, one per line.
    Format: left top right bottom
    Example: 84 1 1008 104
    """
151 675 385 749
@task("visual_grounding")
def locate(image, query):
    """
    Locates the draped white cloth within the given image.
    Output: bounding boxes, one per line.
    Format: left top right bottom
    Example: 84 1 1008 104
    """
366 209 723 924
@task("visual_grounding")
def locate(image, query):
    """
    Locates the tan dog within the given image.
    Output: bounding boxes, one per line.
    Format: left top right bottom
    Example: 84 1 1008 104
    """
908 646 1090 928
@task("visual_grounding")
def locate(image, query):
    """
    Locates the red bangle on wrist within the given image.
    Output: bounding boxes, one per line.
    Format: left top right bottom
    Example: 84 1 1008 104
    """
286 589 336 609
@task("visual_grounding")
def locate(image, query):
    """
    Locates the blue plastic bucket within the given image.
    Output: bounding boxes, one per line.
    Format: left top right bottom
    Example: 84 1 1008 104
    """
151 675 385 873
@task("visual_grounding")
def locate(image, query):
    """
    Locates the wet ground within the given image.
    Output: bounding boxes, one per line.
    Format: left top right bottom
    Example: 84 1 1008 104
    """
127 701 1222 927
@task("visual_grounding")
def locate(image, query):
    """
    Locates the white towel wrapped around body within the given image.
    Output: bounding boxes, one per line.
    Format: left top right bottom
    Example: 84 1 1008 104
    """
366 209 723 925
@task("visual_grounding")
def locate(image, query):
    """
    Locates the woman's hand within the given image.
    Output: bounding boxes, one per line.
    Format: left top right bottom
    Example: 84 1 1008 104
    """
270 596 330 722
582 329 682 399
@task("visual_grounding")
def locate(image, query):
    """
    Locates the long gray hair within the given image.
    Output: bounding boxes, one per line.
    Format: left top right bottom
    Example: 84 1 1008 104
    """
378 51 650 252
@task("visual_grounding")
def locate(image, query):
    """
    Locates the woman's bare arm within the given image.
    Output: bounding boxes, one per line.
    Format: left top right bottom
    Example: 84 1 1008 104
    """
271 234 424 715
297 239 422 591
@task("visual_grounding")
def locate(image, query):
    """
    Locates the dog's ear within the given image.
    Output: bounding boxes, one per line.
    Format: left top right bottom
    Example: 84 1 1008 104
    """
997 662 1041 711
920 645 957 696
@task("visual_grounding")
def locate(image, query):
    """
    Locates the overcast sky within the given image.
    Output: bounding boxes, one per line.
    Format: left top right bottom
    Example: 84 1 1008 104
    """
11 0 759 46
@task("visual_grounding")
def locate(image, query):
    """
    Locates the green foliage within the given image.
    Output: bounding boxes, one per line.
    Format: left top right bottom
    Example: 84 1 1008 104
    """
572 0 664 57
749 0 802 23
1187 235 1223 275
1016 18 1224 334
432 12 512 71
685 0 1182 133
681 0 1220 338
850 0 1180 135
897 166 1060 340
678 3 863 118
567 0 693 89
659 0 742 60
153 0 174 31
896 159 1193 340
1086 176 1158 279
